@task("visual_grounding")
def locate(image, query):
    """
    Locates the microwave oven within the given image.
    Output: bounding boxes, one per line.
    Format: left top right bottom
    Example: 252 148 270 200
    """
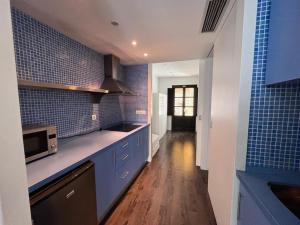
22 125 58 163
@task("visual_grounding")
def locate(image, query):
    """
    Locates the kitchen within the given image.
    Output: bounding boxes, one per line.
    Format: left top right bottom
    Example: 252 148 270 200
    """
3 0 152 224
12 4 151 224
2 0 300 225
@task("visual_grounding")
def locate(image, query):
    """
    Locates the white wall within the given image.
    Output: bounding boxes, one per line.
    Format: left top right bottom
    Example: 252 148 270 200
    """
148 64 153 162
152 93 167 139
196 58 213 169
0 1 32 225
158 76 199 95
0 198 4 225
207 0 257 225
158 75 199 131
152 74 159 93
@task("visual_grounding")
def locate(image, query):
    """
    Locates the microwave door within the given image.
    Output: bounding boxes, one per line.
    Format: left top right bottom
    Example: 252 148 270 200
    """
23 131 48 163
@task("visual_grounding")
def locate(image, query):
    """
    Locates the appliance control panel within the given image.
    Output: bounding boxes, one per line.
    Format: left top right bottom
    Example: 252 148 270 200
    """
48 126 58 153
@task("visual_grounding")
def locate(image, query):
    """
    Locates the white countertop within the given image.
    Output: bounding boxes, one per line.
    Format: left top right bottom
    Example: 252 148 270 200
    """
26 124 149 191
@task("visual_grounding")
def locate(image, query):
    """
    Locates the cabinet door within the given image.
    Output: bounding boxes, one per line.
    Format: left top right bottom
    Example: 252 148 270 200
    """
114 138 133 194
238 184 271 225
130 131 143 173
115 140 131 170
115 161 132 194
91 148 116 221
266 0 300 85
142 127 149 161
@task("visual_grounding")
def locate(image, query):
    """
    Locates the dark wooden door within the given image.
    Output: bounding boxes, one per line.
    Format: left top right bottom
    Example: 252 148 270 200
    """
171 85 198 132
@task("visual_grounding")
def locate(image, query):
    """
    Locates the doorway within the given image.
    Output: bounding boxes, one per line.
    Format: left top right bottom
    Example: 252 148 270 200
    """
169 85 198 132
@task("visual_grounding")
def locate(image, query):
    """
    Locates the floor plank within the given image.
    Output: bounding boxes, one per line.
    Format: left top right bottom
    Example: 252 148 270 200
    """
103 132 216 225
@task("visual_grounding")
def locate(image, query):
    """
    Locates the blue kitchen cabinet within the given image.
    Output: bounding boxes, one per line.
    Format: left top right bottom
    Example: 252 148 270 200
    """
92 126 149 222
238 184 271 225
131 127 149 173
266 0 300 85
131 131 144 172
114 138 133 194
115 139 132 170
142 127 149 161
114 127 148 193
91 146 116 221
115 159 132 194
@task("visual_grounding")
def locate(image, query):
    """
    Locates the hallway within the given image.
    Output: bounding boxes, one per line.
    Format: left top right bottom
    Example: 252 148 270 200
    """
104 132 216 225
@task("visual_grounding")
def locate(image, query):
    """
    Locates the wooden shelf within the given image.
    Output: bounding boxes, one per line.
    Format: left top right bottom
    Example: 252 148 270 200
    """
18 79 109 94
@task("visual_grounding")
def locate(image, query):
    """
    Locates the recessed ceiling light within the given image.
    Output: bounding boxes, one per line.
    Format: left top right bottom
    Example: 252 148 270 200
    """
131 40 137 46
111 21 119 26
144 53 148 57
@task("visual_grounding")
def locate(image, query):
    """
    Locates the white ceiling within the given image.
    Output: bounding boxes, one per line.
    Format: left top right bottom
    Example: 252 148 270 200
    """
153 60 200 77
11 0 234 65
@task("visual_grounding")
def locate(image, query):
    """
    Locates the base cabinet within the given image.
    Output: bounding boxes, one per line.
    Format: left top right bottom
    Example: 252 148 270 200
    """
142 127 149 161
91 147 116 220
91 126 149 222
238 184 271 225
130 127 149 173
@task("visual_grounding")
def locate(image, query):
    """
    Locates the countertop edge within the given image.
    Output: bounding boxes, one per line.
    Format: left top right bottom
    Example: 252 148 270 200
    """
237 170 300 225
237 171 280 225
27 123 150 192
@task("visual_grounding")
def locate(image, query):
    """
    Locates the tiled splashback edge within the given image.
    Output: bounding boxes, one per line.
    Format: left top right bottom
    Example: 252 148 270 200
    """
246 0 300 170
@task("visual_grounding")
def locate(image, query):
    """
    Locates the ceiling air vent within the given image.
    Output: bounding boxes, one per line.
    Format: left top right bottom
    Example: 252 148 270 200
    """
201 0 228 33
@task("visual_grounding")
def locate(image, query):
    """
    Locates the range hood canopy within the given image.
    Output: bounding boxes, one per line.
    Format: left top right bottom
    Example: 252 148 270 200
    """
101 55 137 95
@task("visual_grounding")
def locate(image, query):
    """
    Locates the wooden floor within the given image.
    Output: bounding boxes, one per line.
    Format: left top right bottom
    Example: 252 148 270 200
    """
103 132 216 225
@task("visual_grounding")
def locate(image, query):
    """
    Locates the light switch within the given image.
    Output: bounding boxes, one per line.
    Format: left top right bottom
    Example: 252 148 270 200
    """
92 114 97 121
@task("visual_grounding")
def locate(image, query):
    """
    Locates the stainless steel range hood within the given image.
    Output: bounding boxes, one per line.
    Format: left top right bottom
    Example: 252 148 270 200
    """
101 55 137 95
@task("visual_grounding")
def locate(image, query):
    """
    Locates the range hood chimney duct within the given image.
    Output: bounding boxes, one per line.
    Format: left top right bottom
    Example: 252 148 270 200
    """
101 55 137 95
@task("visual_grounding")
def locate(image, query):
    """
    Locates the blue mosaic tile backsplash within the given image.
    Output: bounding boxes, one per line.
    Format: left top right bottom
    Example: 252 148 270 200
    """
19 89 102 137
12 8 148 138
121 65 148 123
246 0 300 170
12 9 104 88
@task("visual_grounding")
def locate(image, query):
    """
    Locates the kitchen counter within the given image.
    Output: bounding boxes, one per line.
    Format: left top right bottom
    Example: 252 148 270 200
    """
27 123 149 192
237 168 300 225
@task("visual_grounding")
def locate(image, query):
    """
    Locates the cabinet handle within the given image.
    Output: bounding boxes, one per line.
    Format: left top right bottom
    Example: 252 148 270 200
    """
122 143 129 148
121 154 129 161
121 171 129 179
66 190 75 199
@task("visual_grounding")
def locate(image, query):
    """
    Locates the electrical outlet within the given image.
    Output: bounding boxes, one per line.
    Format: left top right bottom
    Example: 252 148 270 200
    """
92 114 97 121
136 110 146 115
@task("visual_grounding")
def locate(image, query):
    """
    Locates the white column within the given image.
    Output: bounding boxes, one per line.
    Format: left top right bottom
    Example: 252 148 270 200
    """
196 58 213 169
207 0 257 224
0 1 32 224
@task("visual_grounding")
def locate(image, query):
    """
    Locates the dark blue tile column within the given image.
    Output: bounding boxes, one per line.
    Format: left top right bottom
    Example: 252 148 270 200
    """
246 0 300 170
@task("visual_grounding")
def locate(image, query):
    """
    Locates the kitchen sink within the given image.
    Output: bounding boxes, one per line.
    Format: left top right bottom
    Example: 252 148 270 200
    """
270 183 300 219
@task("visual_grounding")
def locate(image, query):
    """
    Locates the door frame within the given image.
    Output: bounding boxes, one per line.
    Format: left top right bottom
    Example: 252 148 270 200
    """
171 85 198 132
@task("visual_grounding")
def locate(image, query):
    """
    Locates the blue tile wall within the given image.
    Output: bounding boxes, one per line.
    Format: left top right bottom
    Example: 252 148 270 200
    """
121 65 148 123
11 8 130 137
99 95 124 129
12 9 104 88
246 0 300 170
19 89 101 137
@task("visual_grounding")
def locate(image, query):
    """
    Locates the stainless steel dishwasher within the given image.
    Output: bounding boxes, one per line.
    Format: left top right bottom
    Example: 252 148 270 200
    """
30 161 98 225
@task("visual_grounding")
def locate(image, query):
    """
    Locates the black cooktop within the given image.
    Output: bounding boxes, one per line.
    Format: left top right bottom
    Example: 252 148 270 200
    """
104 123 142 132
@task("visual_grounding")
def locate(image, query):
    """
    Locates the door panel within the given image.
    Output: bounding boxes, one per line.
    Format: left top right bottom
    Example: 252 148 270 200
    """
172 85 198 132
172 116 196 132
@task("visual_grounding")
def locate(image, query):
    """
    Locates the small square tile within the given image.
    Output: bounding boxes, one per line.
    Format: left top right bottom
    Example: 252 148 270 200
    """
247 0 300 170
